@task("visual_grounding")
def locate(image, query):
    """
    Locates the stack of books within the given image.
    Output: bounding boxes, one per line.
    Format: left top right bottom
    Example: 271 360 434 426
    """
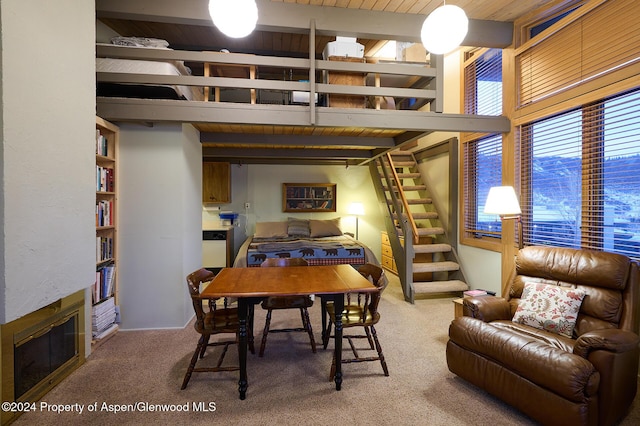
92 297 118 339
463 289 495 297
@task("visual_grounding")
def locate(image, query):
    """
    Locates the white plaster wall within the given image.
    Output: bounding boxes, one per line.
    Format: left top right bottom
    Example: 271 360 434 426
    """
0 0 95 322
117 123 201 330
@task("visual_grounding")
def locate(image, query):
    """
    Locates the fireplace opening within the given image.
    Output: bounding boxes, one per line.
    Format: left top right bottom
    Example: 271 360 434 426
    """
14 313 77 399
1 290 85 425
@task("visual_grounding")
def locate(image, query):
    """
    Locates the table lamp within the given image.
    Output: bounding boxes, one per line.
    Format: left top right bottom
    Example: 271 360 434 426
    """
483 186 523 250
348 202 365 239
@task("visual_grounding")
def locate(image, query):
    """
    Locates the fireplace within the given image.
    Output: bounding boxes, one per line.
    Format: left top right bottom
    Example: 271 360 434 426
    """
1 290 85 425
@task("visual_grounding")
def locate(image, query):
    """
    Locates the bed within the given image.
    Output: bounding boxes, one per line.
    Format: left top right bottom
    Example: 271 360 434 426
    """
96 37 203 101
233 218 381 269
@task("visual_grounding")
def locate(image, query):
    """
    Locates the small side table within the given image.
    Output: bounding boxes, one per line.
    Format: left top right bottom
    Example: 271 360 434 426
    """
453 298 464 318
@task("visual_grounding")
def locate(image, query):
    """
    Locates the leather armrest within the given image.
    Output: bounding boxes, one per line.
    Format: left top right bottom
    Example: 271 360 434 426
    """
574 329 640 358
462 296 511 322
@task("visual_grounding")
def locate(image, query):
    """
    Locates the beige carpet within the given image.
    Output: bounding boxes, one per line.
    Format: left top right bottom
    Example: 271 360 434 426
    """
14 275 640 425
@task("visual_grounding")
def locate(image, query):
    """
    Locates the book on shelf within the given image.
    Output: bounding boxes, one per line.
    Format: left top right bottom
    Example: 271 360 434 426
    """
463 289 488 297
92 296 117 337
96 129 109 157
94 263 116 303
96 165 114 192
93 323 119 340
96 236 114 263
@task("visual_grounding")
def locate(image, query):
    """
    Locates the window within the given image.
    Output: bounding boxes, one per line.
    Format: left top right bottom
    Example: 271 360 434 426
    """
528 6 580 39
519 89 640 260
463 134 503 241
461 48 503 248
464 49 502 116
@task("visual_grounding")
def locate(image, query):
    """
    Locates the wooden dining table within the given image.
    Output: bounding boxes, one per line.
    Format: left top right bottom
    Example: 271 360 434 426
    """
201 264 377 400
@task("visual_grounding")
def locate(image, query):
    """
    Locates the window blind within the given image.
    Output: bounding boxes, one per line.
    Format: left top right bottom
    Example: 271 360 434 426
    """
463 134 503 239
517 0 640 107
464 49 502 116
518 89 640 259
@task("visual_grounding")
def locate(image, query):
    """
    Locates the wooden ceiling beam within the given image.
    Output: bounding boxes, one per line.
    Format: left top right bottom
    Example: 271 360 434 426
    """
200 132 395 148
96 98 510 134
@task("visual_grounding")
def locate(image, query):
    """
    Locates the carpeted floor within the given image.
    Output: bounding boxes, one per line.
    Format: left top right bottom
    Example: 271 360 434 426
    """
13 275 640 425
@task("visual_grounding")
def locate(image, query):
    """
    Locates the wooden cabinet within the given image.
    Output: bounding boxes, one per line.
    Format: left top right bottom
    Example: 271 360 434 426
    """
381 231 401 274
202 162 231 204
326 56 366 108
94 116 120 344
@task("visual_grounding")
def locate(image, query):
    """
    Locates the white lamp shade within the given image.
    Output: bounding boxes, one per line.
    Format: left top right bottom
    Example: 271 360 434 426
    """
484 186 522 216
348 202 365 216
209 0 258 39
420 5 469 55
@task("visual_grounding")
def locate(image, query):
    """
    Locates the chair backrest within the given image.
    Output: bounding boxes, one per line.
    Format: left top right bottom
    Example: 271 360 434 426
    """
355 263 386 320
506 246 640 337
186 268 216 327
261 258 308 267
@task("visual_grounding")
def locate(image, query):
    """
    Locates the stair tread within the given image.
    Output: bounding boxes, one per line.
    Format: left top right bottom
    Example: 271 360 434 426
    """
413 261 460 273
393 212 438 219
413 280 468 294
414 243 452 253
406 198 432 204
383 185 427 191
399 227 445 236
391 161 415 167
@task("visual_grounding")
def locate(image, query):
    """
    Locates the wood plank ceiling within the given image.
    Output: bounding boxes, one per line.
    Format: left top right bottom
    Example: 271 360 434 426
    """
96 0 565 164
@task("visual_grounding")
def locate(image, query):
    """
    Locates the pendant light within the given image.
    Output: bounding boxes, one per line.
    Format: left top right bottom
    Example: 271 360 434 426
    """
209 0 259 39
420 2 469 55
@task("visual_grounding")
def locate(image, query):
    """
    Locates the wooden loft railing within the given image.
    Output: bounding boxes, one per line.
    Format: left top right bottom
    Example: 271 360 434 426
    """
95 43 444 115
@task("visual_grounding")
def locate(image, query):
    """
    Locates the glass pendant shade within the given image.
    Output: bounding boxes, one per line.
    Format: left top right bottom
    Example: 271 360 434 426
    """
209 0 258 39
420 5 469 55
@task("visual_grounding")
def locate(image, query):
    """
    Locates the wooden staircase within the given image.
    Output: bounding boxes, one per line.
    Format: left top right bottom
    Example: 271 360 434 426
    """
372 150 468 302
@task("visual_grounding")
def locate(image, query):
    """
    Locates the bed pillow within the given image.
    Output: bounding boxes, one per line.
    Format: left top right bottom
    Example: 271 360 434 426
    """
287 218 310 237
512 282 586 338
309 218 342 237
254 221 288 238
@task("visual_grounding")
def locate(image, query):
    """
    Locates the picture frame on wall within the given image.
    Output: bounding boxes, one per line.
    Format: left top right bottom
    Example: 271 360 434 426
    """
283 183 336 212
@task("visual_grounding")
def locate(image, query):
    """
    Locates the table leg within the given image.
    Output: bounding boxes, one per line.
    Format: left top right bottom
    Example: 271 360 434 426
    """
333 293 344 391
320 296 327 345
237 298 248 400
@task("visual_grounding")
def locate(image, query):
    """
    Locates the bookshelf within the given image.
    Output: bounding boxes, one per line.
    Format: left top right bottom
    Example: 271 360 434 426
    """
283 183 336 212
94 116 119 343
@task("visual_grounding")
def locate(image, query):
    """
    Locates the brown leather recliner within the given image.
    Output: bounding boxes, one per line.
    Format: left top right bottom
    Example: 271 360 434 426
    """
447 246 640 426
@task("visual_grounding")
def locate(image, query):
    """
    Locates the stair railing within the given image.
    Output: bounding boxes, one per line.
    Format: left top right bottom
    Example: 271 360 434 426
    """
373 157 415 301
385 153 420 244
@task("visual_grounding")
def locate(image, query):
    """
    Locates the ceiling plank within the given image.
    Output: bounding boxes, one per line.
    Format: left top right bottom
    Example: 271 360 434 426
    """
96 0 513 48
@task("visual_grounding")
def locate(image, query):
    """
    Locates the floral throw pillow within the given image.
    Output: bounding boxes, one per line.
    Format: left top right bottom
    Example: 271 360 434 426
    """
512 282 586 338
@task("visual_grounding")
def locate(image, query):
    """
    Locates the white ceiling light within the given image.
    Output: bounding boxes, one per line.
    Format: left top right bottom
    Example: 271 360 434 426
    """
209 0 258 39
420 3 469 55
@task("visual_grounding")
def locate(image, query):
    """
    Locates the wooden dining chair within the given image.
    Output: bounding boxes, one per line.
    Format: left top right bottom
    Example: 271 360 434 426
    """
258 257 317 357
322 263 389 380
181 268 254 390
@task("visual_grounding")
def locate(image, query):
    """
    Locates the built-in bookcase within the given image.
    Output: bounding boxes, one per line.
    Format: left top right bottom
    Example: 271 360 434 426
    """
94 117 119 344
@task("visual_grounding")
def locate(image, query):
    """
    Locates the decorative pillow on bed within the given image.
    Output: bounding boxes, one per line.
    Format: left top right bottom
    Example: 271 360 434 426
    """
309 218 342 237
512 282 586 338
254 221 288 239
287 217 310 237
